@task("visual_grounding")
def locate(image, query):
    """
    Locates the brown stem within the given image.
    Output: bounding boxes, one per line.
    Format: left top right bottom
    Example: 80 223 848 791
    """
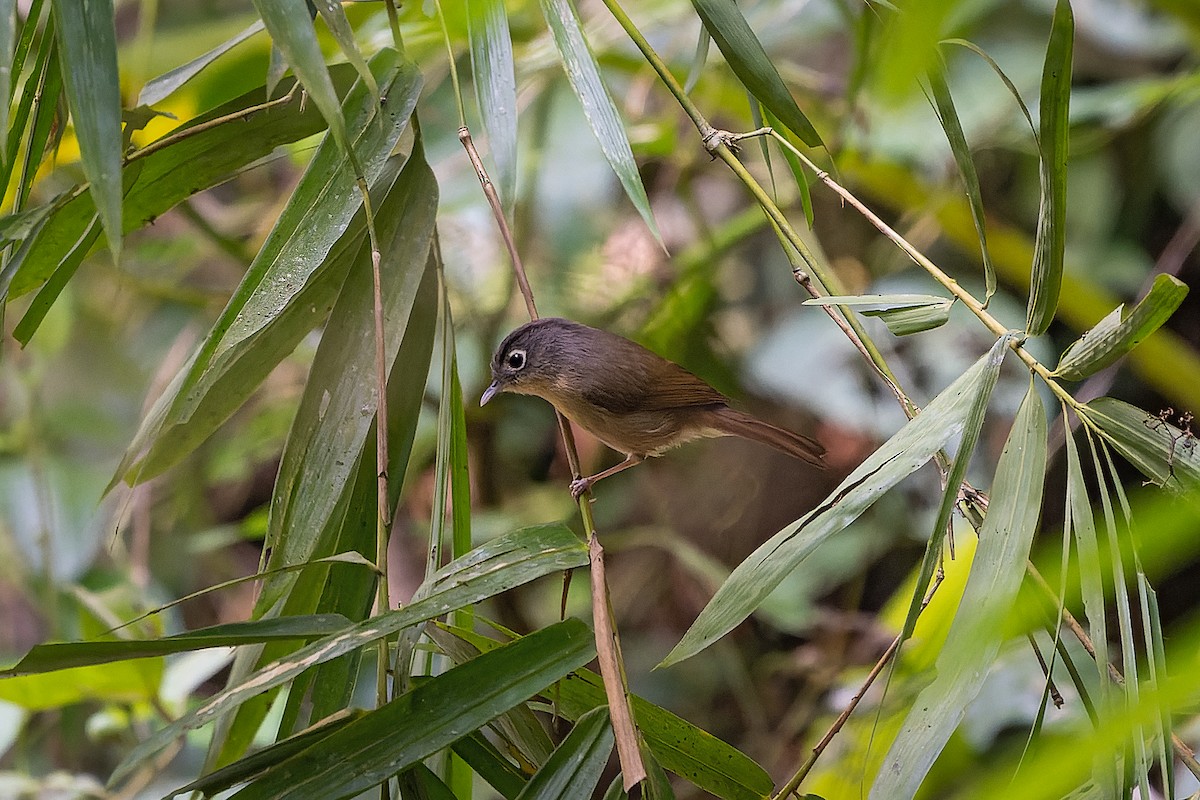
459 125 647 788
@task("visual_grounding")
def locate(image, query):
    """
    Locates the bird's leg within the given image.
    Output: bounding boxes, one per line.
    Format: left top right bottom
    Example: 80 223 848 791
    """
569 454 644 499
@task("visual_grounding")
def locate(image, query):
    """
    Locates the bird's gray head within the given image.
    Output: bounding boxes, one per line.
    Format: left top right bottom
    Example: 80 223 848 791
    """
480 318 584 406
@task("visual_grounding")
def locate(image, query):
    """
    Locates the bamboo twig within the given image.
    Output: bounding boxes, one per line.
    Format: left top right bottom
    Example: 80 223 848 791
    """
459 126 647 789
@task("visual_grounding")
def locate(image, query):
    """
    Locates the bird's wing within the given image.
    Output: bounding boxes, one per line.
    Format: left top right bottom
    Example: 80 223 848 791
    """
581 351 726 413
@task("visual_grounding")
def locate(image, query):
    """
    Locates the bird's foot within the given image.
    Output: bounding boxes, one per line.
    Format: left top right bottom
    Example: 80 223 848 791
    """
569 477 593 499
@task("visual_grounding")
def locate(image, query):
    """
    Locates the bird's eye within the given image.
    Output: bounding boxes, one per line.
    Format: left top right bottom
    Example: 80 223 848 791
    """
506 349 526 370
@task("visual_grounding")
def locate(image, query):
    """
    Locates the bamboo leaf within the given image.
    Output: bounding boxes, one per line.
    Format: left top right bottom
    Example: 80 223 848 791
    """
871 380 1047 799
0 0 15 149
4 61 377 303
927 58 995 303
1026 0 1074 335
805 294 954 335
690 0 822 147
251 0 349 154
515 707 613 800
227 620 595 800
112 53 423 487
554 671 770 800
663 339 1011 667
311 0 377 100
2 616 351 676
468 0 518 215
50 0 122 258
540 0 662 245
898 333 1010 642
1080 397 1200 492
110 523 588 785
173 711 363 797
137 20 266 107
1054 274 1188 380
452 733 528 799
255 147 438 613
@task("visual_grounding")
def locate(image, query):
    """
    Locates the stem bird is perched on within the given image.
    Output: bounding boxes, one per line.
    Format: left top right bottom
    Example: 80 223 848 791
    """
481 318 825 497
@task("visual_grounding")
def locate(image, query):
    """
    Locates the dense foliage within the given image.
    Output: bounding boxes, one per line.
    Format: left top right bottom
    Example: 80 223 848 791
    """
2 0 1199 798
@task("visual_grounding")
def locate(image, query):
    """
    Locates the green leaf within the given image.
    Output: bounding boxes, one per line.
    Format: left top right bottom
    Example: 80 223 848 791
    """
452 733 528 799
515 707 613 800
12 214 100 344
0 0 15 150
552 672 772 800
690 0 822 147
50 0 122 258
898 333 1011 642
173 711 363 797
663 339 1011 667
804 294 954 335
1 615 351 676
1063 424 1111 696
871 380 1047 799
468 0 518 215
112 53 423 486
4 61 378 302
540 0 662 245
927 58 994 303
1054 274 1188 380
311 0 377 101
251 0 350 155
110 523 588 784
1026 0 1074 335
256 147 438 612
137 20 265 107
0 658 161 710
228 620 596 800
1080 398 1200 492
434 622 769 800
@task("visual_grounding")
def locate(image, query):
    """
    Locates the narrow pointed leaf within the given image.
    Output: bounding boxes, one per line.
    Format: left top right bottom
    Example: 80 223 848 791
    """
1026 0 1074 335
252 0 349 154
1054 274 1188 380
468 0 518 214
515 707 613 800
2 616 351 675
928 59 994 303
805 293 954 335
228 620 595 800
255 148 438 612
899 334 1011 642
871 381 1047 799
50 0 122 258
683 26 710 95
0 0 15 149
111 523 588 784
312 0 377 100
137 21 266 107
173 711 363 797
553 671 771 800
4 61 377 302
434 624 770 800
12 215 100 343
663 341 1010 667
452 733 528 799
540 0 662 245
113 53 423 486
1080 397 1200 492
690 0 822 147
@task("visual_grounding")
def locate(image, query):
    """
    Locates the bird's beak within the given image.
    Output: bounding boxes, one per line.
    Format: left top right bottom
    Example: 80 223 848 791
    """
480 380 501 406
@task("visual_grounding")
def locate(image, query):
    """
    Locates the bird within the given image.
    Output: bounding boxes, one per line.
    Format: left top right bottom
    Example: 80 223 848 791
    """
480 317 825 497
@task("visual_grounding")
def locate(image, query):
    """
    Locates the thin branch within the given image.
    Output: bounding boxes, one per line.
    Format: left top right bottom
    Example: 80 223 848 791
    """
459 127 647 788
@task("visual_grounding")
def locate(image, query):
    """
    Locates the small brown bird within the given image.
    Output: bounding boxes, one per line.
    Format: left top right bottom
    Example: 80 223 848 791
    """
481 318 825 497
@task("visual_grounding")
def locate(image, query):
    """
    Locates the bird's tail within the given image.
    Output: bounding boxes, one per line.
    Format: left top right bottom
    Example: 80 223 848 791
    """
709 407 825 467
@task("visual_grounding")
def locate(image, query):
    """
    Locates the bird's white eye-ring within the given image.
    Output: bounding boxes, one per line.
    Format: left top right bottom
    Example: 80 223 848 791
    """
506 349 526 370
